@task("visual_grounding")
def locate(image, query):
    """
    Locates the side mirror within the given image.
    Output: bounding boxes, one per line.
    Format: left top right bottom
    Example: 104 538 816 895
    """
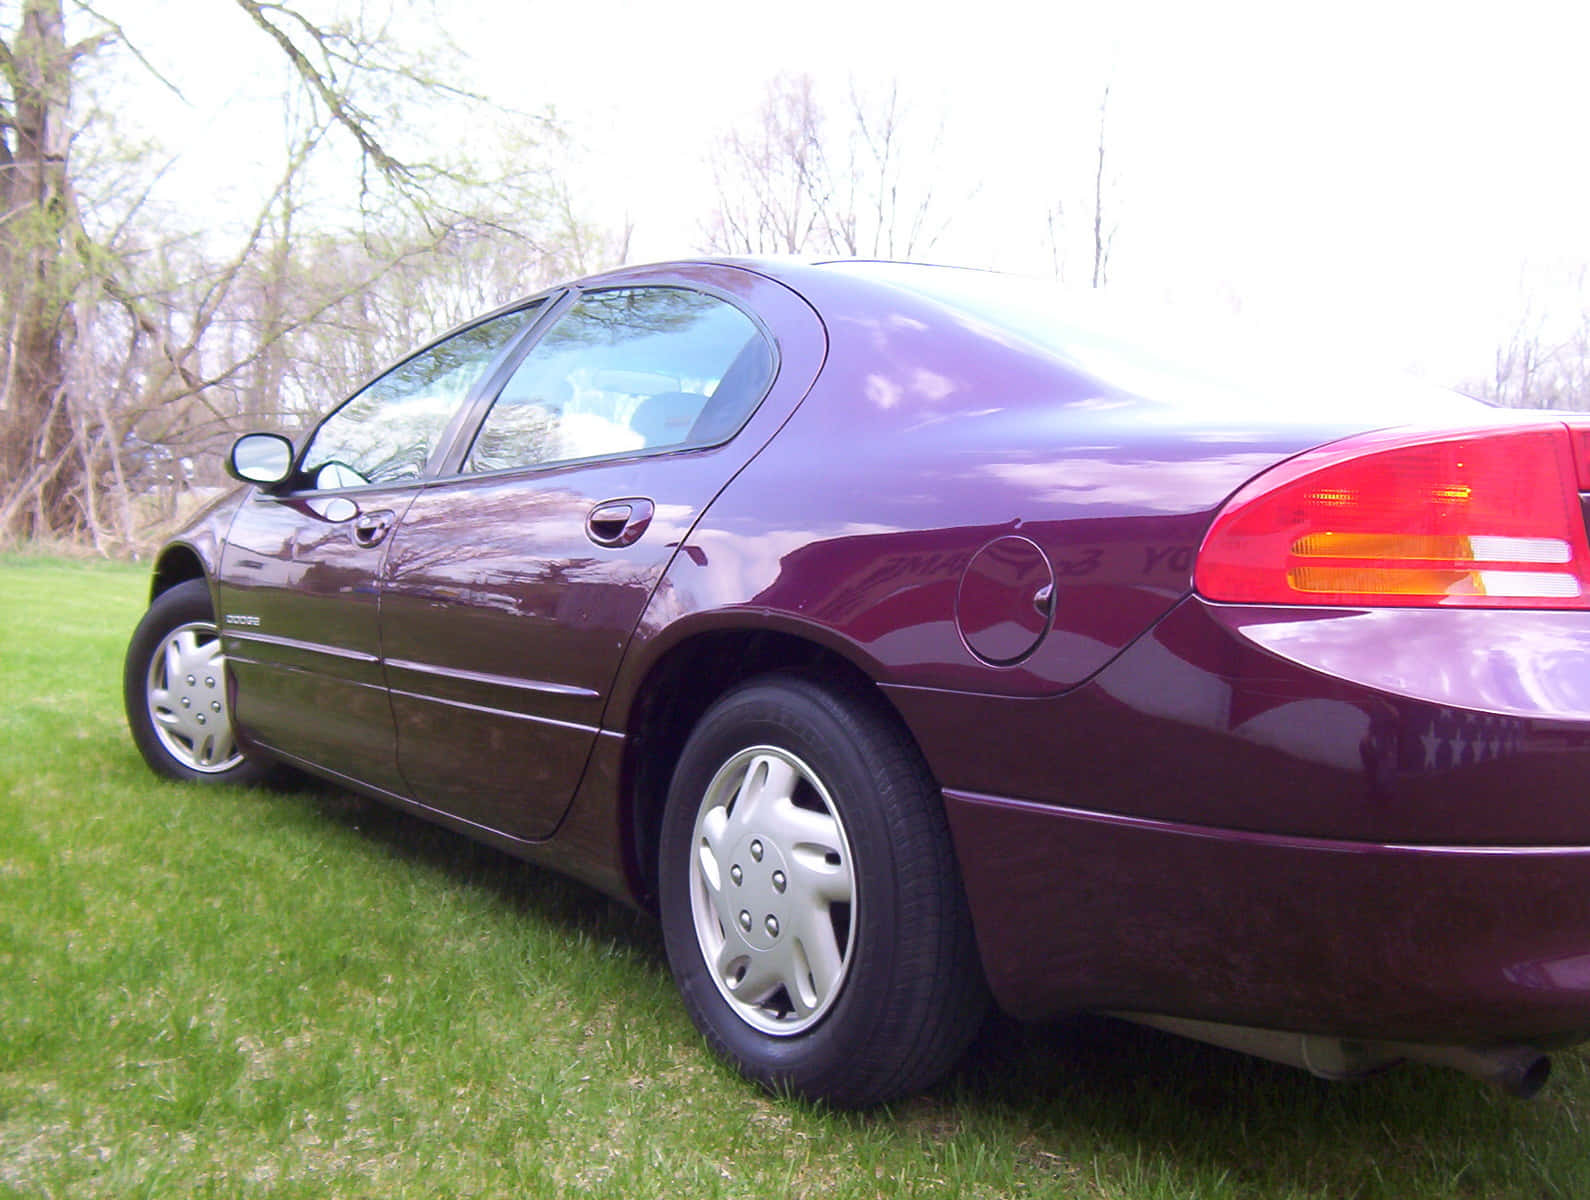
227 433 294 486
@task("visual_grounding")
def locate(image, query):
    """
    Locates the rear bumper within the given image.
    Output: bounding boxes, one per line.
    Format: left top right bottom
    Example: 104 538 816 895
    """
889 593 1590 1042
944 788 1590 1043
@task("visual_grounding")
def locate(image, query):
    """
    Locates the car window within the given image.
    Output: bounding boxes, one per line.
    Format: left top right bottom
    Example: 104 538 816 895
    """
463 287 774 475
299 306 540 489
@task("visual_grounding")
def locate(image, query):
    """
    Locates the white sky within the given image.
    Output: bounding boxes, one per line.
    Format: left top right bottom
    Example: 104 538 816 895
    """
103 0 1590 388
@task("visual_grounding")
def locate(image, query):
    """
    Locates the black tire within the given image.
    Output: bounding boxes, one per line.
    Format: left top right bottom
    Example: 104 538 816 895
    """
123 578 274 786
658 674 990 1107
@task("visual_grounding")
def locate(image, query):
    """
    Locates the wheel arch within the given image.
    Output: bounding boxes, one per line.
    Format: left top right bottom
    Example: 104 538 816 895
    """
616 623 934 910
149 543 208 603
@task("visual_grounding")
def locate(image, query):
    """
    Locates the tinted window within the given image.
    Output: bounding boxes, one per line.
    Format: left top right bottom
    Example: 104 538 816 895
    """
301 306 538 488
465 287 773 474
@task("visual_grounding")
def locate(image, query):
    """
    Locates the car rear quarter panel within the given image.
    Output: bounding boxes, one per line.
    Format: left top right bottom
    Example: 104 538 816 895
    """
609 265 1390 727
888 595 1590 845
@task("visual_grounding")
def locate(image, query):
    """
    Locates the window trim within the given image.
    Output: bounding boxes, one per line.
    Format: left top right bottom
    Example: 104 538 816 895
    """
429 281 781 485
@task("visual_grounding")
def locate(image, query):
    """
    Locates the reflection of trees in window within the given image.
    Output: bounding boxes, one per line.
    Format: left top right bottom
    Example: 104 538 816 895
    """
301 306 537 487
465 288 769 474
468 401 562 475
545 288 715 348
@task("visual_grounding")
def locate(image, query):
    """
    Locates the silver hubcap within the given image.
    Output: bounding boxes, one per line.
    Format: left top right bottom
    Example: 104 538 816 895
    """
145 621 242 774
689 746 856 1036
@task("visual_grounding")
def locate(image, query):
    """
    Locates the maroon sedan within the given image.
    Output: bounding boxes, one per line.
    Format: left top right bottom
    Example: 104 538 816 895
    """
125 259 1590 1104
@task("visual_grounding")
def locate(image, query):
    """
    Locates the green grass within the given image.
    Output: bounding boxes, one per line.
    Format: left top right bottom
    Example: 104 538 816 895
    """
3 554 1589 1197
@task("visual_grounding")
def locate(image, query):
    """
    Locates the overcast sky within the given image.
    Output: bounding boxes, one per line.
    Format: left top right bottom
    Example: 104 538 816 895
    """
115 0 1590 388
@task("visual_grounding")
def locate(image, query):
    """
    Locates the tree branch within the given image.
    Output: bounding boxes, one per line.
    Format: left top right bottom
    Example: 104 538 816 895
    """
69 3 184 97
65 31 111 61
1092 84 1111 289
232 0 412 190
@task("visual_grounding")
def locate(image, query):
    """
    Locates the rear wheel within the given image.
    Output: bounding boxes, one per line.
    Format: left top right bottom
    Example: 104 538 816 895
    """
124 579 273 785
658 674 989 1106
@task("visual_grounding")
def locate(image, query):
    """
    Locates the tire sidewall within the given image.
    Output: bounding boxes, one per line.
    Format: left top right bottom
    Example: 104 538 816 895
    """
123 578 266 786
658 678 910 1096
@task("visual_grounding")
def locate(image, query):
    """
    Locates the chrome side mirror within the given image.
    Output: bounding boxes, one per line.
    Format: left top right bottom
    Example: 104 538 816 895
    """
227 433 294 486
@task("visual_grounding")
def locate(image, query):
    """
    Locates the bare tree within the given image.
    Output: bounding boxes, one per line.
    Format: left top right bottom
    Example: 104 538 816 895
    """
705 74 829 255
703 74 951 259
0 0 101 538
0 1 607 550
1044 83 1118 287
1091 85 1114 288
1469 306 1590 411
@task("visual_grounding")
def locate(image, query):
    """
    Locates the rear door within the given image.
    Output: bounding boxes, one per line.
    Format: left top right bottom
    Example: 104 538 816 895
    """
379 266 826 839
217 303 545 793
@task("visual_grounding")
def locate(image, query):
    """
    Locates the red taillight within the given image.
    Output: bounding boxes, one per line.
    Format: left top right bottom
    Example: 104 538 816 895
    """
1196 424 1590 608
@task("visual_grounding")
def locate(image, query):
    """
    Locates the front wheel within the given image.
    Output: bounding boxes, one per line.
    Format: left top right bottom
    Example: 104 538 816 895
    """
658 675 989 1106
123 578 273 785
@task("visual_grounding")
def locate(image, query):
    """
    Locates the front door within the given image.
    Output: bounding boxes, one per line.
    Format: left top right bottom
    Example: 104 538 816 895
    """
218 304 543 794
219 484 416 793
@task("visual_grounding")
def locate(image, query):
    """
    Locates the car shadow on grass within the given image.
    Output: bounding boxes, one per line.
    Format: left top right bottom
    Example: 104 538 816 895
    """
287 780 1588 1199
292 780 664 960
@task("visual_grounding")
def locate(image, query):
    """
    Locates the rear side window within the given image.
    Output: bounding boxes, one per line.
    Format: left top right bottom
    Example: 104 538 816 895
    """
300 306 538 489
464 287 774 475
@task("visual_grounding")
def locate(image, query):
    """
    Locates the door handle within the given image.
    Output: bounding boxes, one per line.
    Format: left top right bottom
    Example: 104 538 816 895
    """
586 498 655 548
353 510 395 547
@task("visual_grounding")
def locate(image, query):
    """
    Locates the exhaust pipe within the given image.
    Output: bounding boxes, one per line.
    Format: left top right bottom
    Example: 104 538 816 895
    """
1112 1013 1554 1099
1389 1042 1551 1100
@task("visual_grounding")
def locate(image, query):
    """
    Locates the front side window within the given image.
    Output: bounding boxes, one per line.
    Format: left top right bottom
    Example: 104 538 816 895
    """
300 306 538 489
464 287 774 475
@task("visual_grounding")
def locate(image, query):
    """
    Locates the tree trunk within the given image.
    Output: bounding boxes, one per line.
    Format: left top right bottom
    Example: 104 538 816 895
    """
0 0 80 540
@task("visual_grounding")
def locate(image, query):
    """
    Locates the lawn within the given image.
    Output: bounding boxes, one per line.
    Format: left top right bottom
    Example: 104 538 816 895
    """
2 554 1588 1198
